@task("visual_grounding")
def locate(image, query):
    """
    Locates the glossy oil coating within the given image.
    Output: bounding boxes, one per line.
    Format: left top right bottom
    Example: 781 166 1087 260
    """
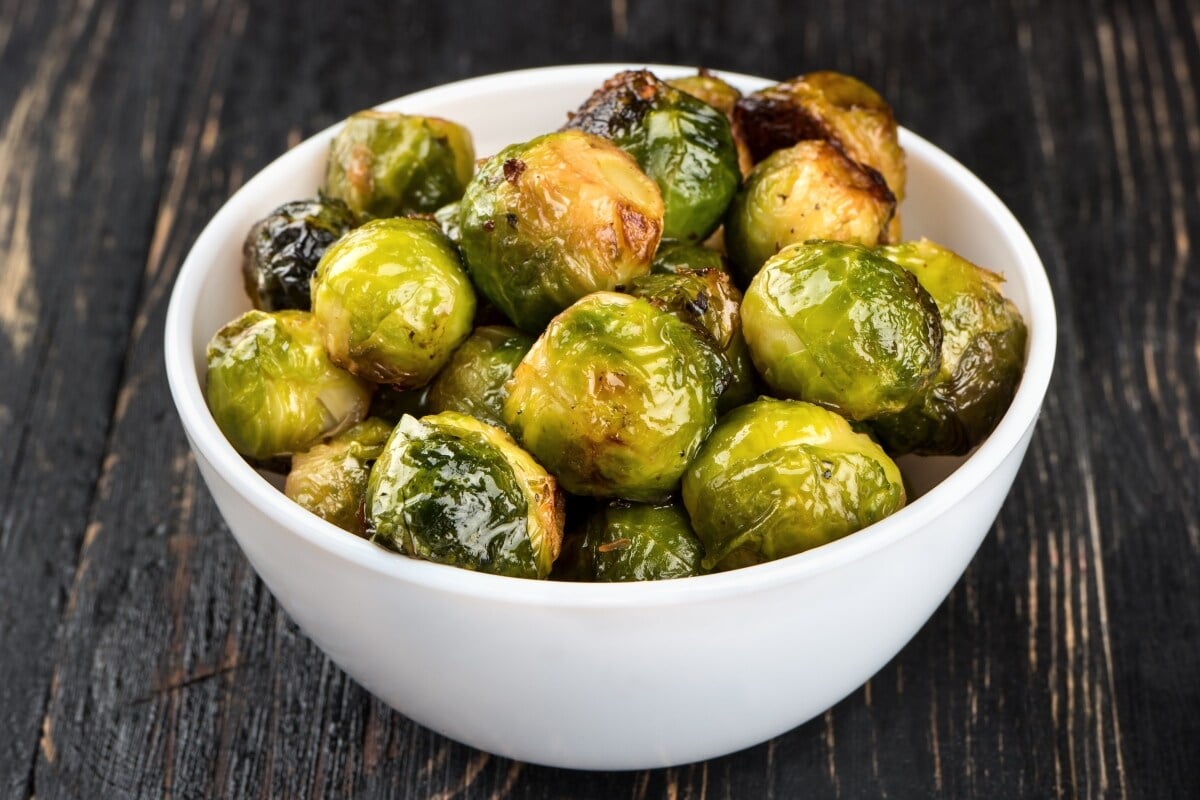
503 292 728 501
367 412 563 578
683 398 905 569
580 500 705 581
426 325 534 432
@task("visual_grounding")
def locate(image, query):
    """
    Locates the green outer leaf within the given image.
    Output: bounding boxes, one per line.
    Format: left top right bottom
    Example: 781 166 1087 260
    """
581 500 706 581
426 326 534 431
285 417 395 535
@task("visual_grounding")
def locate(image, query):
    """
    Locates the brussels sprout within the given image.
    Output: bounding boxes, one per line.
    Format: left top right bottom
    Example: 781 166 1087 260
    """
742 240 942 421
241 197 359 311
503 292 729 502
368 384 431 425
312 217 475 387
324 110 474 218
284 418 394 535
367 412 564 578
682 398 905 569
205 310 372 461
733 72 905 199
426 326 534 430
651 240 728 275
458 130 663 332
869 239 1028 454
725 141 895 284
627 269 759 411
433 200 461 245
667 70 741 116
578 500 706 581
565 70 741 243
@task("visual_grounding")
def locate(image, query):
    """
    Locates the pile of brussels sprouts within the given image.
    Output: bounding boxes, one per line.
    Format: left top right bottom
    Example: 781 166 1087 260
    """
206 68 1027 581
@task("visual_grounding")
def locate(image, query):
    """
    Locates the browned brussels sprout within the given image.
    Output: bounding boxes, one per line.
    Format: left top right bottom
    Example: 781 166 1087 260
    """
683 398 906 569
311 217 476 387
426 326 535 431
241 197 359 311
285 418 394 535
458 130 663 332
627 269 758 411
205 310 372 461
741 240 942 421
503 292 729 502
870 239 1028 454
579 500 706 581
565 70 741 243
733 71 905 201
725 140 895 285
367 412 564 578
325 110 474 218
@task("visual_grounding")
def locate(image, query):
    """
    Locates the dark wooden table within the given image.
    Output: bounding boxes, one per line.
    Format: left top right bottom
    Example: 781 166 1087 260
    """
2 0 1197 797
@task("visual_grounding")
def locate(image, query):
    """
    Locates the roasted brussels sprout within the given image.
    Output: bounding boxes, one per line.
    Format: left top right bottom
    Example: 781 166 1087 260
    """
869 239 1027 454
725 141 895 284
651 240 728 275
503 292 729 501
458 130 663 332
682 398 905 569
565 70 741 243
627 269 758 411
312 217 475 387
734 71 905 199
368 384 430 425
426 326 534 430
742 240 942 420
241 197 358 311
367 412 564 578
667 70 741 116
324 110 474 218
433 200 461 245
205 310 372 461
284 418 394 535
579 500 706 581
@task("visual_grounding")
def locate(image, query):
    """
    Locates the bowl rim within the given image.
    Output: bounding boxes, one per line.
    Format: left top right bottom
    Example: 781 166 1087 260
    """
164 63 1057 608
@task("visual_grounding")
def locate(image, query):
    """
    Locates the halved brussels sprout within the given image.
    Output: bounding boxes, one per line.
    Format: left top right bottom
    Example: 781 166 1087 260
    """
312 217 475 387
651 240 728 275
580 500 706 581
458 130 663 332
324 110 474 218
503 292 729 502
725 140 895 285
367 412 564 578
870 239 1028 454
426 325 535 430
284 417 394 535
241 197 359 311
734 71 905 199
627 269 758 411
205 310 372 461
742 240 942 420
565 70 741 243
682 398 905 569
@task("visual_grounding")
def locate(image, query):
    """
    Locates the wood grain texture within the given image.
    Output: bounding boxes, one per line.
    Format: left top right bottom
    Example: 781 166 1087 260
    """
0 0 1197 797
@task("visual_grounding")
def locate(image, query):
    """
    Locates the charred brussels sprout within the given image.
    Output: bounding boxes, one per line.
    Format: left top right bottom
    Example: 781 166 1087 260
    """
627 269 758 411
580 501 706 581
458 130 663 332
324 111 474 218
205 310 372 461
565 70 741 243
683 398 905 569
312 218 475 387
284 418 394 535
503 292 729 502
426 326 534 430
870 239 1028 454
725 141 895 284
742 240 942 420
241 197 359 311
734 72 905 199
651 240 728 275
367 412 564 578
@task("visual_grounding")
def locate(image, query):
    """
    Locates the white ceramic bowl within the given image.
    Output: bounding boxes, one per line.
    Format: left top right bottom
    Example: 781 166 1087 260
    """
164 64 1056 770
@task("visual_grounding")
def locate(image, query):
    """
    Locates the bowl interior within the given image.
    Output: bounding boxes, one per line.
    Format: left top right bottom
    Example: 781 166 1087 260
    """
169 64 1055 594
